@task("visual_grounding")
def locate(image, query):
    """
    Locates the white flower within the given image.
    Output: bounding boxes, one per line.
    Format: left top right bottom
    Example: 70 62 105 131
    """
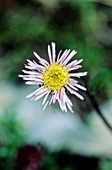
19 42 87 112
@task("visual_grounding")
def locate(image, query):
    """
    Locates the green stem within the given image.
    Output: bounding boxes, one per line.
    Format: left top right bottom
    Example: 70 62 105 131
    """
86 90 112 133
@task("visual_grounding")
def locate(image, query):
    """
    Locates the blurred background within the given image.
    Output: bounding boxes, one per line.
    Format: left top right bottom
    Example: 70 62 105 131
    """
0 0 112 169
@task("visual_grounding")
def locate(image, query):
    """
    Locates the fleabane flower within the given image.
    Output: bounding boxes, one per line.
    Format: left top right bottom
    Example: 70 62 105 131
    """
19 42 87 113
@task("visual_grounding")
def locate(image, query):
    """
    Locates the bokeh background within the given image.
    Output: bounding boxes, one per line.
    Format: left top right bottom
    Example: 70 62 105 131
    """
0 0 112 169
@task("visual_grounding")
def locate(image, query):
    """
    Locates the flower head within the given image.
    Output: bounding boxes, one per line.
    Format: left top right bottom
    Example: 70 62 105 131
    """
19 42 87 113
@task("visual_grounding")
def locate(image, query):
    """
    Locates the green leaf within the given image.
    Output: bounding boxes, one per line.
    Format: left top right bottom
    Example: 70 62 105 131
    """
88 68 110 94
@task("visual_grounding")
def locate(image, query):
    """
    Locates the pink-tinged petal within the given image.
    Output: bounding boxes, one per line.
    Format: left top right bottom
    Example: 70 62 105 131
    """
33 51 49 67
68 78 78 84
23 77 43 82
66 60 78 69
66 85 77 94
74 59 83 66
74 84 86 91
56 92 59 100
57 50 62 62
28 61 45 69
34 91 48 101
21 74 42 79
48 45 52 64
25 81 43 85
67 65 82 71
57 91 68 112
35 88 48 96
64 105 67 112
34 51 49 65
26 86 44 98
66 103 73 113
69 72 87 78
66 85 84 100
60 88 67 112
73 91 84 100
59 50 71 64
58 90 64 111
58 97 64 111
57 50 67 63
67 82 78 91
39 59 48 67
27 59 34 65
52 90 57 103
30 96 37 101
43 100 49 111
22 70 40 74
62 50 77 65
57 98 63 111
26 89 40 99
24 64 35 69
22 74 43 79
66 95 73 106
25 64 43 70
49 95 53 105
42 90 51 105
67 85 84 100
52 42 56 63
32 60 46 70
18 74 24 78
62 91 73 112
33 51 41 60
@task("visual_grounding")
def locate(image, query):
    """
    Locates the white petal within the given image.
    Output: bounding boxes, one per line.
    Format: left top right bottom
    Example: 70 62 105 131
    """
69 72 87 78
66 102 74 113
57 50 62 62
34 91 48 101
67 82 78 91
66 96 73 106
18 74 24 78
60 88 67 112
59 50 70 64
67 65 82 71
35 88 48 96
33 51 41 60
66 85 77 94
22 70 39 75
52 90 57 104
74 59 83 66
66 60 78 68
42 90 51 105
66 86 84 100
43 100 49 111
68 78 78 84
52 42 56 63
49 95 53 105
74 84 86 91
33 51 49 67
25 81 42 85
62 50 77 65
26 86 44 98
23 77 43 82
48 45 52 64
27 59 34 65
73 91 84 100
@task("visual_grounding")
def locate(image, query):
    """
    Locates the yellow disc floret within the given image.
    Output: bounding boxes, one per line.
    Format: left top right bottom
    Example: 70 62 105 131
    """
43 63 69 91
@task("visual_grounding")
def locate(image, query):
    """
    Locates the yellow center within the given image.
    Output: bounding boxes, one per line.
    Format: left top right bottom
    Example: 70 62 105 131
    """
43 63 69 91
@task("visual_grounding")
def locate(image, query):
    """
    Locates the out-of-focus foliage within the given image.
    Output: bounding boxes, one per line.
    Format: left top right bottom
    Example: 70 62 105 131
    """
0 0 112 169
88 68 110 94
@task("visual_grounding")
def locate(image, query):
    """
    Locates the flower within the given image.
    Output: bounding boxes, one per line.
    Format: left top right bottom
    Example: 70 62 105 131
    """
19 42 87 112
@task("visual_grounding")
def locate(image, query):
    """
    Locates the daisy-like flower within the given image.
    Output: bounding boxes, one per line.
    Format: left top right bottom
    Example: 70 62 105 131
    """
19 42 87 113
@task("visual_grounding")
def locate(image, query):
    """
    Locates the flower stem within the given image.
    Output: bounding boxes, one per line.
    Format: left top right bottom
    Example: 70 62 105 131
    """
86 90 112 133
